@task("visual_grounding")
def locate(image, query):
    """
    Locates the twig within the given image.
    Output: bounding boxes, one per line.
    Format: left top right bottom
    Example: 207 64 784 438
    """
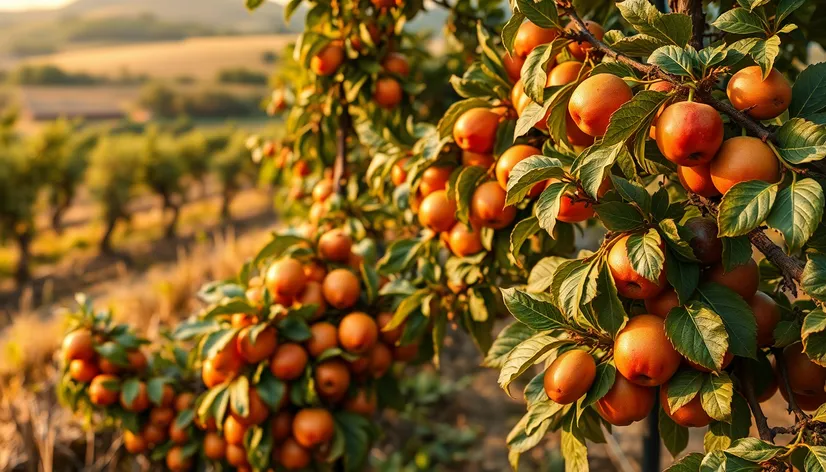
748 230 804 294
738 359 775 442
772 348 810 422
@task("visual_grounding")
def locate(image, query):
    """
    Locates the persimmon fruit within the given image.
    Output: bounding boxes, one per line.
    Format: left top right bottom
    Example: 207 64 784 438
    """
374 77 403 109
224 415 249 445
314 359 352 400
279 438 312 470
595 373 656 426
495 145 544 197
293 408 336 448
311 43 344 76
469 181 516 230
381 52 410 77
318 229 353 263
370 342 394 377
70 359 99 383
453 108 500 154
266 258 307 298
677 164 720 198
377 313 404 345
706 258 759 300
271 343 309 380
203 432 227 460
569 74 633 137
607 235 667 299
660 383 712 428
321 268 361 309
338 312 379 354
513 21 560 58
784 343 826 396
419 166 453 197
644 288 679 318
62 329 95 362
709 136 779 195
566 20 603 60
307 322 339 357
237 326 277 364
121 381 151 412
614 315 681 386
447 223 484 257
655 102 723 167
727 66 791 120
503 53 525 82
543 349 596 404
418 190 457 233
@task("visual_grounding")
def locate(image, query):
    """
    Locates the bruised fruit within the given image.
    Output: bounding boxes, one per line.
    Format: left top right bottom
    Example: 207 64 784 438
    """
706 258 759 300
322 269 361 309
569 74 633 137
655 102 723 167
338 312 379 354
270 343 309 380
750 291 780 347
727 66 791 120
293 408 335 448
543 350 597 404
709 136 779 195
607 235 667 299
513 21 560 58
685 216 723 265
447 223 484 257
660 383 712 427
418 190 457 232
470 182 516 229
677 164 720 198
614 315 681 387
595 373 656 426
453 108 500 153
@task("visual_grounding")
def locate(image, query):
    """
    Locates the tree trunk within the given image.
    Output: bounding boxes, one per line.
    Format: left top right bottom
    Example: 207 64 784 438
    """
15 231 31 286
100 216 118 254
669 0 705 49
221 187 234 222
163 194 180 239
51 201 70 235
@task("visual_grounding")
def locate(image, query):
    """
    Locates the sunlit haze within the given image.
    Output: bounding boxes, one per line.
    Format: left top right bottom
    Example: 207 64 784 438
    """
0 0 75 10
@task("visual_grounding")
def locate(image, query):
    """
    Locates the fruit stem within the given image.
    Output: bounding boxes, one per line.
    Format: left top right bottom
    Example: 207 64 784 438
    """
687 87 695 102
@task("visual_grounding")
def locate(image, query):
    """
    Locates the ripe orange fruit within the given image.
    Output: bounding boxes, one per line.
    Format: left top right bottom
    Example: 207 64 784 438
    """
447 223 484 257
511 79 531 116
779 385 826 412
382 52 410 77
377 313 404 345
89 374 120 406
595 373 655 426
502 53 524 82
348 356 371 376
271 411 294 442
307 322 339 357
270 343 309 380
121 381 151 412
418 190 458 233
318 229 353 263
62 329 95 362
224 415 249 445
557 191 596 223
159 384 175 408
565 112 594 147
142 423 168 447
660 382 712 427
226 444 250 468
709 136 779 195
543 350 596 404
750 291 780 347
194 415 217 432
727 66 791 120
266 258 308 298
470 181 516 229
548 61 589 86
201 358 237 388
169 421 189 445
278 438 311 470
237 326 278 364
126 350 148 372
311 43 344 76
231 313 259 329
293 408 336 448
166 446 193 471
655 102 724 167
569 74 633 137
97 356 120 375
312 179 334 202
203 431 227 460
644 288 680 318
173 392 195 412
374 77 403 109
676 163 719 198
393 343 419 362
462 150 495 168
784 343 826 396
338 312 379 354
453 108 500 153
614 315 681 386
322 268 361 310
345 388 378 416
315 359 351 400
369 343 394 378
419 166 453 197
304 261 327 283
391 158 408 185
212 342 244 373
231 387 270 425
513 20 560 58
706 258 759 300
495 145 543 195
69 359 99 383
607 235 667 299
149 407 175 426
685 216 722 265
566 20 604 60
297 281 326 319
123 430 148 454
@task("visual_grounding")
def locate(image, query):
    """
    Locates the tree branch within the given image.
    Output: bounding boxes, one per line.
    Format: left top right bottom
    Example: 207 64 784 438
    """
738 360 775 443
772 348 811 422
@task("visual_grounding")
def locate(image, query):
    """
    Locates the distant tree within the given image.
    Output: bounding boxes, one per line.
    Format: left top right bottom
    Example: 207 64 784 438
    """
175 130 210 199
138 82 180 119
217 67 268 85
211 130 256 221
140 128 185 238
0 144 40 284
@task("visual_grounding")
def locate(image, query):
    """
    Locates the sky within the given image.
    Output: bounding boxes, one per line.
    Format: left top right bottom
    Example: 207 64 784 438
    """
0 0 74 10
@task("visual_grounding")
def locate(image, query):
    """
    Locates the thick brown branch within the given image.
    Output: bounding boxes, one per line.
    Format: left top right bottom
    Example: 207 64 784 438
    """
738 360 775 443
748 230 804 294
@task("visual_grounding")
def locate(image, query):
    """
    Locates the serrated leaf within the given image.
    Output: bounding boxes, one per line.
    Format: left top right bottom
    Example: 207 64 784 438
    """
776 118 826 164
666 303 729 372
506 156 565 205
626 229 664 283
717 181 778 237
649 45 699 77
802 310 826 367
700 371 734 422
695 283 758 359
515 0 560 29
666 369 705 412
721 236 754 273
767 178 824 252
501 288 568 331
726 438 786 462
802 253 826 302
616 0 692 46
666 453 703 471
594 202 646 231
751 36 781 78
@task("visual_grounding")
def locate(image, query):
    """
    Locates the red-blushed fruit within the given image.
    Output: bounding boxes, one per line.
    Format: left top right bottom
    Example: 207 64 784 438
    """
684 216 723 265
279 438 312 470
70 359 99 383
655 102 724 167
271 411 294 442
315 359 351 400
230 388 270 426
709 136 779 195
237 326 277 364
121 381 151 412
266 258 307 298
169 421 189 445
370 343 394 377
381 52 410 77
124 430 148 454
297 281 326 319
312 179 334 202
271 343 309 380
374 77 403 109
569 74 633 137
98 356 120 375
418 190 457 232
644 288 680 318
470 181 516 230
503 53 525 82
513 21 560 58
224 415 248 445
127 350 148 372
660 383 712 427
543 350 597 404
685 351 734 373
149 406 175 426
779 385 826 412
419 166 453 197
447 223 484 257
338 312 379 354
783 343 826 396
677 164 720 198
318 229 353 263
750 291 780 347
566 20 604 60
706 258 759 300
203 432 227 460
142 423 167 446
377 313 404 345
557 192 596 223
62 328 95 362
304 261 327 284
462 150 495 168
321 268 361 310
391 158 408 185
452 108 500 153
495 145 544 196
595 373 656 426
292 408 336 448
345 388 378 416
307 322 339 358
614 315 681 386
727 66 792 120
607 235 668 299
311 43 344 76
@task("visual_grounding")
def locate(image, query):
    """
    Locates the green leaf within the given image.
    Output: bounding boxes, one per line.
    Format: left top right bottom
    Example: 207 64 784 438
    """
767 178 824 252
610 175 652 212
522 44 556 103
777 0 807 25
712 8 765 34
506 156 565 205
776 118 826 164
695 283 758 359
700 372 734 422
805 446 826 472
501 288 568 331
659 407 689 457
555 259 599 320
510 217 541 262
751 36 781 78
561 415 589 472
515 0 560 29
573 142 625 198
626 229 664 283
717 181 779 237
507 413 552 455
484 321 536 368
648 45 699 77
665 453 703 471
535 182 569 237
802 310 826 367
616 0 692 46
802 253 826 302
515 99 553 138
502 12 526 56
790 63 826 118
665 369 705 411
528 256 568 292
589 266 628 337
594 202 646 231
605 31 669 57
377 238 423 274
246 0 266 10
703 394 752 451
580 362 616 408
722 236 754 273
498 333 561 391
665 248 701 305
455 165 488 223
602 90 670 147
665 303 729 372
726 438 786 462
